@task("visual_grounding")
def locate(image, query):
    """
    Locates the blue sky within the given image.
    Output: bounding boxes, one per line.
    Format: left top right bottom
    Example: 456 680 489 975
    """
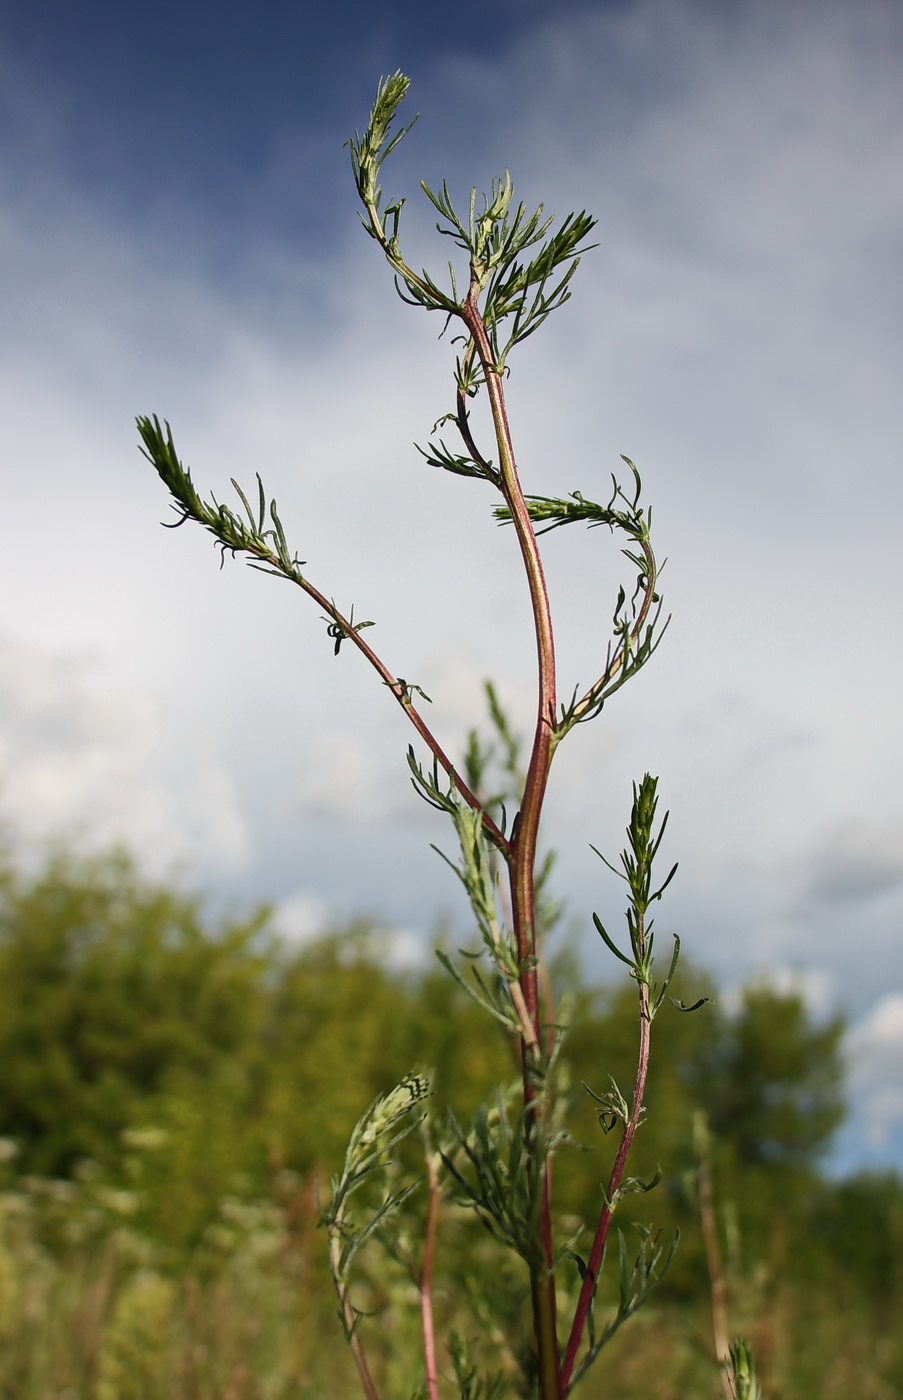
1 0 902 1171
1 0 596 266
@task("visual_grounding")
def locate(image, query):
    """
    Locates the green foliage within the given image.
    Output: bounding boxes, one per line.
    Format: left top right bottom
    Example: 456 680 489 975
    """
0 846 855 1244
95 1270 177 1400
0 842 897 1394
442 1091 552 1266
0 847 268 1178
727 1338 762 1400
320 1073 432 1374
700 983 845 1171
348 73 596 375
496 462 665 734
590 775 699 1019
807 1170 903 1302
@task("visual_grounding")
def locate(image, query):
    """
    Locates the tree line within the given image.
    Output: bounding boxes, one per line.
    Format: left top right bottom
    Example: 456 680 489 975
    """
0 843 901 1395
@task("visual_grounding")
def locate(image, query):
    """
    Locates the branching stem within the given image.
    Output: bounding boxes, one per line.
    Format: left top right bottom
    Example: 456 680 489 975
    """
307 582 508 852
145 75 683 1400
568 536 659 726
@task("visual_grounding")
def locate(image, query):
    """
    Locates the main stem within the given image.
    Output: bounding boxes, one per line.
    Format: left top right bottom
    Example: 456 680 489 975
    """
462 287 561 1400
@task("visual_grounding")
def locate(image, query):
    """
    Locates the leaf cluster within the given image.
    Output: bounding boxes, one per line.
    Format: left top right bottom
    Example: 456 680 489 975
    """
348 72 418 231
447 1332 507 1400
419 174 596 372
728 1337 764 1400
348 67 599 536
320 1074 431 1328
495 460 667 735
591 775 705 1018
441 1093 552 1268
137 416 305 584
566 1225 678 1389
407 750 540 1057
349 74 596 366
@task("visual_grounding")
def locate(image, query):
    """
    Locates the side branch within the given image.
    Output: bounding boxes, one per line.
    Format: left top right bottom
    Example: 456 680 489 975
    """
565 535 662 728
496 474 665 737
137 414 508 855
295 575 509 853
559 989 652 1394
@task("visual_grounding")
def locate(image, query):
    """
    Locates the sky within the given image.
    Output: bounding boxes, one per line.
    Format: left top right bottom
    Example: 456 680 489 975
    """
1 0 902 1172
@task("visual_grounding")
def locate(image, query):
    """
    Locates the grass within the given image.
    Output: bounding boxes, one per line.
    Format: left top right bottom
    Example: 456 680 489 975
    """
1 1163 901 1400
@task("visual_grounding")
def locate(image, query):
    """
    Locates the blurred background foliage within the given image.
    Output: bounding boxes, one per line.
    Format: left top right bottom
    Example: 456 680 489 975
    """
0 843 900 1398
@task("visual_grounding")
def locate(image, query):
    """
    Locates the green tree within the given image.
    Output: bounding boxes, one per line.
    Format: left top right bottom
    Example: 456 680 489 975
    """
700 984 844 1172
0 840 849 1271
0 847 268 1176
808 1171 903 1301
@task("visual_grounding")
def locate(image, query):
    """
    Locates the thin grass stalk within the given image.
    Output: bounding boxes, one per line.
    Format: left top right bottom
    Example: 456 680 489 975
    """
419 1154 441 1400
696 1115 733 1399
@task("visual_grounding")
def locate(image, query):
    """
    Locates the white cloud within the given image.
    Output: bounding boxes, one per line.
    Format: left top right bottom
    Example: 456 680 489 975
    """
0 639 248 873
271 889 427 968
302 733 380 822
807 822 903 904
720 966 837 1021
270 890 331 943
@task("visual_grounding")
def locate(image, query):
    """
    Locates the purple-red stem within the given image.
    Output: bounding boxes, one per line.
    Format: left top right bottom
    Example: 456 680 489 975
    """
331 1260 383 1400
348 1336 382 1400
559 984 652 1395
247 553 508 855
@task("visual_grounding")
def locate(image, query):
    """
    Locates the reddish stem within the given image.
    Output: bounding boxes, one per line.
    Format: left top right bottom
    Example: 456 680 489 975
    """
348 1335 383 1400
329 1253 383 1400
249 552 508 855
460 285 556 1011
461 284 561 1400
559 984 651 1395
